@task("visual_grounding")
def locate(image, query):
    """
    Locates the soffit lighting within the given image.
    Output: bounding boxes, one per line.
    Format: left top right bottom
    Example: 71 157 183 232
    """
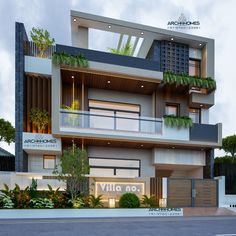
141 85 144 88
107 142 111 145
73 18 77 22
71 75 74 79
108 25 112 29
172 146 175 149
140 144 144 147
107 80 111 84
200 104 203 107
141 32 144 35
171 38 174 41
199 43 202 46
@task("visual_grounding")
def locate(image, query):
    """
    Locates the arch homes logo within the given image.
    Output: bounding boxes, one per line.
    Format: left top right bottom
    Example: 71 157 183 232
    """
167 13 200 30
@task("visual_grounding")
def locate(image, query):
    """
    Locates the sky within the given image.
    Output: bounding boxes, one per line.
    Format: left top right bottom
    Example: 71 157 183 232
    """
0 0 236 156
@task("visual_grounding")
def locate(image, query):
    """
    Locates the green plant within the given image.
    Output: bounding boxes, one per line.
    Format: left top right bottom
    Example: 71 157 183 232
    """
30 108 50 133
163 115 193 128
47 185 68 208
61 100 80 127
30 198 54 209
29 178 38 198
1 195 14 209
52 52 88 68
53 144 89 201
11 184 31 209
0 118 15 144
141 195 156 208
119 193 140 208
215 156 236 164
30 27 55 58
72 197 85 208
108 43 134 56
89 195 103 208
163 71 216 90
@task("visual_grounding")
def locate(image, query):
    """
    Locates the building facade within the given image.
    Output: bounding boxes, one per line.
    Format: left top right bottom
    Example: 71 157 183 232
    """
15 11 222 205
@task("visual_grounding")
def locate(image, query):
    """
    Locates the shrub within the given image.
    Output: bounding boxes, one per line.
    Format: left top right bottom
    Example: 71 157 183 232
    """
0 195 14 209
119 193 140 208
72 197 84 208
89 195 103 208
47 185 68 208
141 195 156 208
30 198 54 209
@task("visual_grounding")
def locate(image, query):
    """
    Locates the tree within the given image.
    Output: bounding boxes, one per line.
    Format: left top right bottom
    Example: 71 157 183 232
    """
0 118 15 145
221 135 236 157
53 145 89 201
30 108 50 133
30 27 55 58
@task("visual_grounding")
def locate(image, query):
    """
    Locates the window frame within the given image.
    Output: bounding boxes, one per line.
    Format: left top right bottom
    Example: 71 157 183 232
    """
165 103 180 117
43 155 56 170
189 58 201 77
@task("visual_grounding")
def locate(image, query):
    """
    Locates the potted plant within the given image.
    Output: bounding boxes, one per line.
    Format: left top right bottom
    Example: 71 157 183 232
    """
30 27 55 58
30 108 50 133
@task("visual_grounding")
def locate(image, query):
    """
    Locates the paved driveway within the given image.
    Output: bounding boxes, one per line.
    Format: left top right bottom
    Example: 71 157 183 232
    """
0 216 236 236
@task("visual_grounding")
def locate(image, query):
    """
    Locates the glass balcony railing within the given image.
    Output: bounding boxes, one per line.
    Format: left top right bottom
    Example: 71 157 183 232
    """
60 110 162 134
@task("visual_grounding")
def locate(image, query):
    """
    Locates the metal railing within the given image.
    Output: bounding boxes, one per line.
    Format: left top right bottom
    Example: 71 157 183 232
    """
24 41 56 59
60 110 162 134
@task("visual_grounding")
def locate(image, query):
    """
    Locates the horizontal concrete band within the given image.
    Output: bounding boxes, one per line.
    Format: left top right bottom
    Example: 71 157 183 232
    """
0 208 183 219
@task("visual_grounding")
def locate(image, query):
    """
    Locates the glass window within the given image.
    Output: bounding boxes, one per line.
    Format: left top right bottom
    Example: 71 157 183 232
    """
189 108 200 123
189 59 201 77
116 111 139 131
89 100 140 112
43 155 56 169
89 109 114 129
165 104 179 116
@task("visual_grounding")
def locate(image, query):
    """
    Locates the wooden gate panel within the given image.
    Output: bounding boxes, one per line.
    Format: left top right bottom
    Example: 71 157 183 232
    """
167 179 192 207
195 179 217 207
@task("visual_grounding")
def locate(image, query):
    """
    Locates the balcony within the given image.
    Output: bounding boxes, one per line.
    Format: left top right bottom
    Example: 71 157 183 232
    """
60 109 162 135
58 110 221 147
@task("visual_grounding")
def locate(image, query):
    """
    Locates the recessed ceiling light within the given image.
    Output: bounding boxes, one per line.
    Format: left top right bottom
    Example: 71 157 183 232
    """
141 32 144 35
172 146 175 149
108 25 112 29
141 85 144 88
71 75 74 79
200 104 203 107
73 18 77 22
107 142 111 145
201 148 204 151
107 80 111 84
199 43 202 46
171 38 174 41
140 144 144 147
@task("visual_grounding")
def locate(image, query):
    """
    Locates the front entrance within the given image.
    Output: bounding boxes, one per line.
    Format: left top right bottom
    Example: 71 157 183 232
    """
150 177 218 207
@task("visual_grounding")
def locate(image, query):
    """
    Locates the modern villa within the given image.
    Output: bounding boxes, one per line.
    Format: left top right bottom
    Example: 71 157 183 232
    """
13 11 222 207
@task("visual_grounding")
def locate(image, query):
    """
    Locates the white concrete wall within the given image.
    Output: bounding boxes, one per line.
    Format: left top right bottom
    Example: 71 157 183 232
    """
24 56 51 75
153 148 205 166
0 172 66 190
88 88 153 117
215 176 236 207
28 154 60 173
88 146 155 178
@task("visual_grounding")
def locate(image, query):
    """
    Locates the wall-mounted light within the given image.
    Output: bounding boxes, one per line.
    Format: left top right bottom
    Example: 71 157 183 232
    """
159 198 167 207
108 198 116 208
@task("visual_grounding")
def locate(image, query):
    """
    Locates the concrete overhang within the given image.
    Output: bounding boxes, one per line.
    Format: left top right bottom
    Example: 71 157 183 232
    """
70 10 214 58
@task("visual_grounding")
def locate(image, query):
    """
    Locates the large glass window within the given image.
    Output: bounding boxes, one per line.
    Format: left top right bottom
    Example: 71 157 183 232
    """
165 104 179 116
89 100 140 131
189 108 200 123
189 59 201 77
43 155 56 169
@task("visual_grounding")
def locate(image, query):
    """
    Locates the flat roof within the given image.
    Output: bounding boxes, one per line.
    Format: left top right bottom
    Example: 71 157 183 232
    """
71 10 213 58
